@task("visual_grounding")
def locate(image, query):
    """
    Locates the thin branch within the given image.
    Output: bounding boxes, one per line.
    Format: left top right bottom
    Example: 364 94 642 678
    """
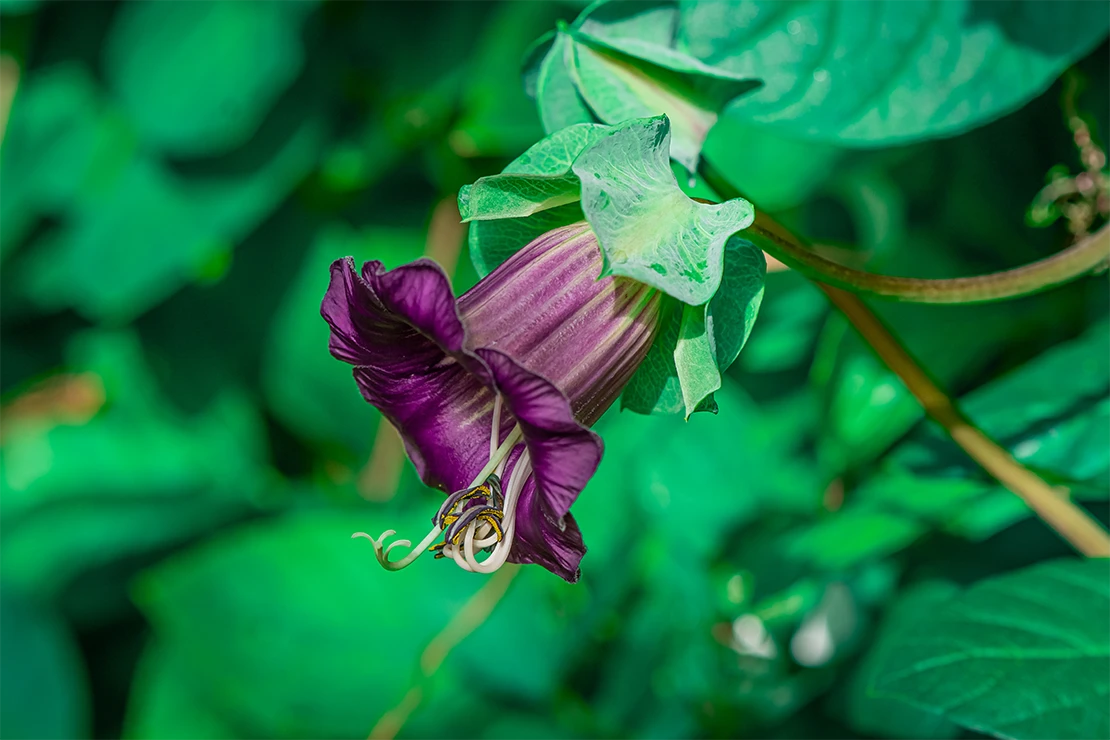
699 161 1109 305
367 565 521 740
702 169 1110 558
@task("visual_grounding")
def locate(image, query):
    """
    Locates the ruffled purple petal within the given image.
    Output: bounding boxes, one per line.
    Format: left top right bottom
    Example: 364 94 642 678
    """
477 348 602 518
510 476 587 582
322 257 491 493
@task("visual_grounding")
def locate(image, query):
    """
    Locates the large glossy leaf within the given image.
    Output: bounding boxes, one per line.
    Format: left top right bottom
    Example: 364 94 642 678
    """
677 0 1109 144
524 2 759 173
843 581 962 739
864 319 1110 540
869 559 1110 739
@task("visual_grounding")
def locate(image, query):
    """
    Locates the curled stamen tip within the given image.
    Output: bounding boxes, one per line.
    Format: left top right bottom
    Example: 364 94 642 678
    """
352 529 395 544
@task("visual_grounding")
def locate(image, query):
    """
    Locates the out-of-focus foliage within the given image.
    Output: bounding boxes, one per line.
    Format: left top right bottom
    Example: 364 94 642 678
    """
0 2 1106 740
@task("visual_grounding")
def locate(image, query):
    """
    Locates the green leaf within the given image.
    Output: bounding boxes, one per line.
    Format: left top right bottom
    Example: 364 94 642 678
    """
458 120 615 223
459 173 582 222
622 236 764 416
674 304 720 418
619 297 685 415
504 121 613 177
468 202 586 277
869 559 1110 740
701 115 844 212
676 0 1109 144
104 1 311 156
0 64 135 260
16 118 324 322
0 588 90 740
570 116 753 305
522 2 760 173
0 331 266 613
567 29 758 174
527 31 598 133
843 581 962 739
705 237 766 375
131 509 486 739
123 643 237 740
263 224 425 459
867 320 1110 540
786 510 926 571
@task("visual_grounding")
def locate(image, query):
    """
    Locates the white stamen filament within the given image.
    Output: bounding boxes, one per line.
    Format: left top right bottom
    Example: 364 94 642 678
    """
451 454 531 574
351 394 524 573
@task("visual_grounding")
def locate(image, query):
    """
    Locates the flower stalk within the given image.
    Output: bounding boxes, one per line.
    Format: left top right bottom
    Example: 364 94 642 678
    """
701 167 1110 558
699 160 1110 305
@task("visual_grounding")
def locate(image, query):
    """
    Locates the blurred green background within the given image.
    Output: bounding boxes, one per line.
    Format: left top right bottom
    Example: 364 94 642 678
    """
1 2 1107 739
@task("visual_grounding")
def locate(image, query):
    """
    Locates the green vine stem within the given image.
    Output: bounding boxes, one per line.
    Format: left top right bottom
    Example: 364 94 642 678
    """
701 167 1110 558
699 161 1109 305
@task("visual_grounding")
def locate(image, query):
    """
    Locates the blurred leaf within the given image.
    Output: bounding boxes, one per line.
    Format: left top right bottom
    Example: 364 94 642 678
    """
841 580 962 739
815 289 1077 475
17 117 324 322
867 319 1109 540
786 510 926 571
450 2 561 158
123 643 236 740
0 331 266 609
0 587 90 740
104 1 311 156
451 567 584 704
132 509 486 739
263 224 424 459
607 381 814 562
869 559 1110 739
738 272 827 374
571 116 753 305
0 64 134 259
678 0 1109 144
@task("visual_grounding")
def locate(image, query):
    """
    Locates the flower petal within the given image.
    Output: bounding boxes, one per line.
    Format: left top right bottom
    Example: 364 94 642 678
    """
510 477 587 583
477 348 602 519
321 257 492 493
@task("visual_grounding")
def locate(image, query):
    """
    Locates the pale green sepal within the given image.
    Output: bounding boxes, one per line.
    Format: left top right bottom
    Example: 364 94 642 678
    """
459 174 581 223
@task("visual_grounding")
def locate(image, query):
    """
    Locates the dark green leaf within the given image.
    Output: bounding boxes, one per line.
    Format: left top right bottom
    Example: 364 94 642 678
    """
869 559 1110 740
842 581 962 739
677 0 1109 144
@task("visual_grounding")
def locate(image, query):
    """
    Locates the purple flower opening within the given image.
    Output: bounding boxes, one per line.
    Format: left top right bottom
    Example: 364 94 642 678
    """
321 222 662 582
